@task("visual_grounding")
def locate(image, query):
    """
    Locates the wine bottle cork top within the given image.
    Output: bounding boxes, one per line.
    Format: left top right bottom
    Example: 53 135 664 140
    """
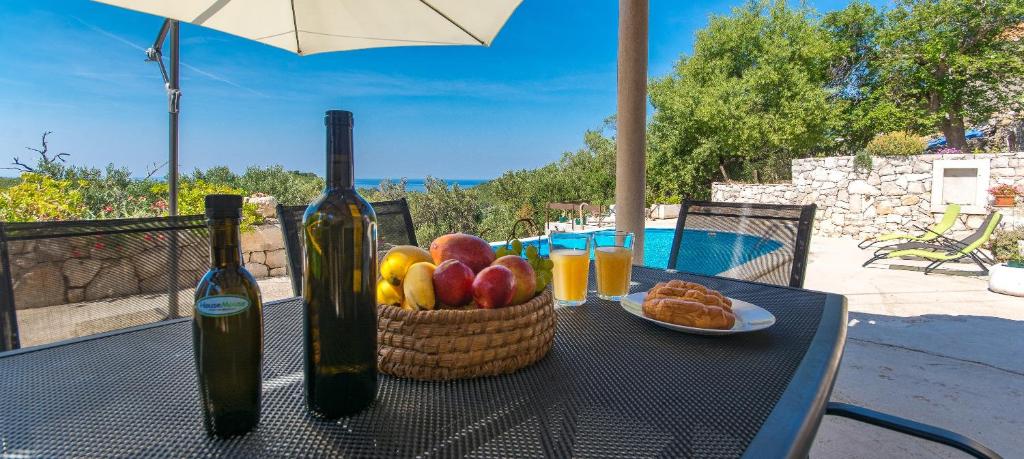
325 110 354 127
205 194 243 219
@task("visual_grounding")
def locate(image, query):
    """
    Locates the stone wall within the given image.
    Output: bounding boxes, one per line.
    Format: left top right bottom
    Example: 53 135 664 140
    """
240 223 288 278
9 222 288 310
712 152 1024 239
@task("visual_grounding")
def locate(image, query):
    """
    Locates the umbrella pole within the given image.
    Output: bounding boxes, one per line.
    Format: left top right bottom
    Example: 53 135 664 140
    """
167 20 180 319
169 20 179 217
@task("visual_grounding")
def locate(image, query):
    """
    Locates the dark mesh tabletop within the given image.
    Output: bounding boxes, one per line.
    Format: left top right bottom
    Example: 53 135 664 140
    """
0 267 844 458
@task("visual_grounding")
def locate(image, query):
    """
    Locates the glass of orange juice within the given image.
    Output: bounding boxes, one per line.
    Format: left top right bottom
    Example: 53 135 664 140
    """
548 232 592 307
593 230 634 300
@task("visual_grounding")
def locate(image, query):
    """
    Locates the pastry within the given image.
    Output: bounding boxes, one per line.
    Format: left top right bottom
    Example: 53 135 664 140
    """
642 281 736 329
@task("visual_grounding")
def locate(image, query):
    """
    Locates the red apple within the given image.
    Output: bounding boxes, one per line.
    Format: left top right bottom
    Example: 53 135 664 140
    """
432 259 475 306
472 265 515 309
430 233 496 273
492 255 537 305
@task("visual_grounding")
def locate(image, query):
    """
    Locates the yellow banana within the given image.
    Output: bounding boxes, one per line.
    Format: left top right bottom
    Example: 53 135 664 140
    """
380 245 432 285
402 262 436 311
376 278 403 306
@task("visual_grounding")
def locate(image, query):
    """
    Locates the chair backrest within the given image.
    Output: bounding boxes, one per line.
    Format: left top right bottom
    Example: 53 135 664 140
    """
928 203 961 236
957 211 1002 253
668 201 817 288
277 198 416 296
0 215 209 351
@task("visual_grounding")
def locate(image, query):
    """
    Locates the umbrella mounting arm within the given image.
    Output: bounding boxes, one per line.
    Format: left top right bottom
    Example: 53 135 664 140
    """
145 19 180 114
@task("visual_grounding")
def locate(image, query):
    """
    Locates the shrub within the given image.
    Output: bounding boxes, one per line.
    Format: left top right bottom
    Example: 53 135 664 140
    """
853 150 873 171
0 177 19 189
70 165 161 219
864 132 927 157
989 228 1024 263
235 165 324 206
190 165 325 206
0 173 84 222
151 180 264 231
406 177 482 246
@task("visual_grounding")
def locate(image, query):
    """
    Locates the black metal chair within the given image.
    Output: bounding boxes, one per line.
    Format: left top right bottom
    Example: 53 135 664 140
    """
277 198 416 296
0 215 209 351
667 201 816 288
669 202 1001 457
824 403 1001 458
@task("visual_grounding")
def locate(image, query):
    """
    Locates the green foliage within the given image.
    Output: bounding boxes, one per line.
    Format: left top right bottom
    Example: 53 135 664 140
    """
647 0 842 200
194 165 324 205
376 178 412 201
864 132 927 156
406 178 482 246
989 227 1024 262
875 0 1024 148
476 129 616 239
66 165 160 219
853 150 873 171
0 177 20 189
0 173 84 222
151 180 264 231
356 129 616 245
189 166 239 187
822 2 910 153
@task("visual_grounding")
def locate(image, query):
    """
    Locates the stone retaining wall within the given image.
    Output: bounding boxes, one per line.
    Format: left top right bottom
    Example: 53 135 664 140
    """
9 222 288 310
712 152 1024 239
239 222 287 278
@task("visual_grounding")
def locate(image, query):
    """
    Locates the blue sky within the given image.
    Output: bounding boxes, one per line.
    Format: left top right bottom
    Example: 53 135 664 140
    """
0 0 884 180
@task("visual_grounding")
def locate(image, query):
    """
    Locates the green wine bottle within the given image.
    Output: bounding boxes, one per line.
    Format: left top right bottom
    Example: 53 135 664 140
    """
303 110 379 418
193 194 264 437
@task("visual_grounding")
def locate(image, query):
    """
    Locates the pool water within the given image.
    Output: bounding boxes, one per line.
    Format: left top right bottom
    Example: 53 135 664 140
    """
495 228 781 274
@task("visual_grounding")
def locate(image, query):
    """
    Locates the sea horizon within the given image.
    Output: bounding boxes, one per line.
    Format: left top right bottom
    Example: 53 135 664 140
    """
355 178 489 192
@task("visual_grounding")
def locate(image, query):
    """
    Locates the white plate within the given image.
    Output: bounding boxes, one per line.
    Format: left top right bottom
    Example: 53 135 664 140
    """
620 291 776 336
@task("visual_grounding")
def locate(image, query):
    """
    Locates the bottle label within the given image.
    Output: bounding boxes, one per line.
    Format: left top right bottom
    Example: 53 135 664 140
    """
196 295 250 317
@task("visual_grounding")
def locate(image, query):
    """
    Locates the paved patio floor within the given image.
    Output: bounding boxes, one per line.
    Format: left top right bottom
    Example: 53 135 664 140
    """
806 236 1024 458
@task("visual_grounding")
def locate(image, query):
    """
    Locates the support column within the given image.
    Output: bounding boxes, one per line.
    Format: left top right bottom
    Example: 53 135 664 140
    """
167 20 180 319
615 0 648 265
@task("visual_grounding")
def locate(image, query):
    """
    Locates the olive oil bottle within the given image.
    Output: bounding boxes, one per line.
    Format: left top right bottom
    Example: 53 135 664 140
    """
193 194 264 436
303 110 378 418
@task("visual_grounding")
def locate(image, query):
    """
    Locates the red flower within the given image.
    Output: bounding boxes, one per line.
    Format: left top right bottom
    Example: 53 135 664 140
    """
103 205 113 213
157 234 166 241
144 234 153 241
94 242 105 250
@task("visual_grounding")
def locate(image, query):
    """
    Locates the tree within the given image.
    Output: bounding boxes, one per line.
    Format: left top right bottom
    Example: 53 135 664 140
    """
876 0 1024 149
822 2 911 153
407 177 482 246
647 1 841 200
476 128 616 240
5 131 69 175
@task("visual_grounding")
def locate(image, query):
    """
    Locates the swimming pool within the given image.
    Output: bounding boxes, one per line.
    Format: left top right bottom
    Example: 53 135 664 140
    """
493 228 782 275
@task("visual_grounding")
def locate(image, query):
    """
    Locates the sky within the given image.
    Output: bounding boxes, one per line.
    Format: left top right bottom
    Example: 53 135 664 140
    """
0 0 885 180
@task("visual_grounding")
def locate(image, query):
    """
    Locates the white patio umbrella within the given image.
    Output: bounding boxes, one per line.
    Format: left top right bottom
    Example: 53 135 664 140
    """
92 0 521 319
93 0 523 214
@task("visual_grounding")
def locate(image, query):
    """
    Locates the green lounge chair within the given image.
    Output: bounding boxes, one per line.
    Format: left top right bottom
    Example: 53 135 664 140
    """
862 212 1002 274
858 203 961 249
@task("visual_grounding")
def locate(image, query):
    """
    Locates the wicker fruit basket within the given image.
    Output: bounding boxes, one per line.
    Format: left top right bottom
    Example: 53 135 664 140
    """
376 288 555 381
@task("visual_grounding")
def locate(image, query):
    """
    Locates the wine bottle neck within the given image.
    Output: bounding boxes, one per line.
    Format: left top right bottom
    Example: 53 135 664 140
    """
326 122 354 189
209 218 243 268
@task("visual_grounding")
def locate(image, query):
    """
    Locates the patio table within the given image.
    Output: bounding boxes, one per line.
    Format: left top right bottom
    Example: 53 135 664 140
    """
0 266 846 458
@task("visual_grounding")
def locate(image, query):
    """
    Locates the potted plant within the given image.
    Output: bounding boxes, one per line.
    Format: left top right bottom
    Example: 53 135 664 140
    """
988 229 1024 296
1012 241 1024 268
988 184 1021 207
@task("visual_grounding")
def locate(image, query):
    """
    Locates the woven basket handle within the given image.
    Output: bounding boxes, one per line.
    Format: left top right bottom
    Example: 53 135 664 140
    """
501 218 541 249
